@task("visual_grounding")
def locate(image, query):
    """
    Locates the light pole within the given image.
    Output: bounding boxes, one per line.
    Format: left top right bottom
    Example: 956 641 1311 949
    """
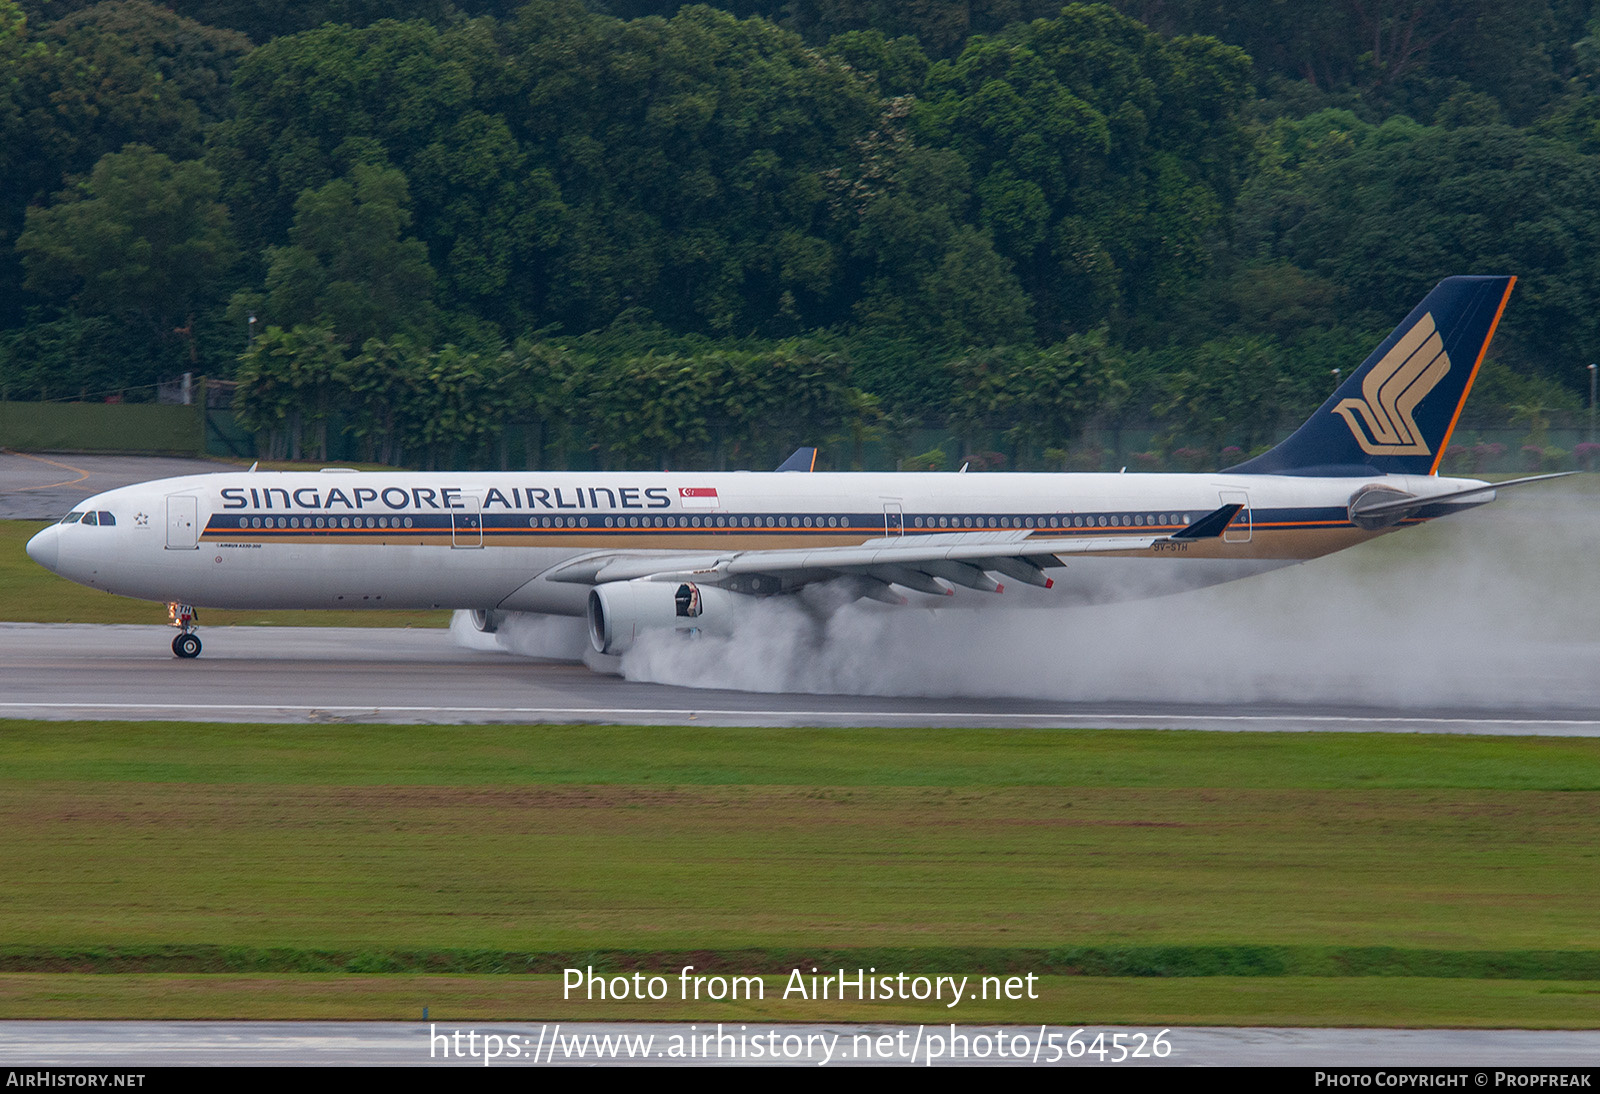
247 313 257 349
1587 362 1597 446
1331 367 1341 392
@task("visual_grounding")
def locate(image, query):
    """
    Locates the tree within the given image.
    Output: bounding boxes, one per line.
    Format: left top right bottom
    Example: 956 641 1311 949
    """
946 332 1125 466
918 224 1031 344
259 164 437 346
788 0 1066 57
1238 114 1600 390
914 4 1254 338
232 322 346 460
17 145 237 358
503 2 883 334
1112 0 1563 123
825 29 931 95
337 334 432 466
1152 335 1322 453
0 1 90 324
43 2 252 161
211 17 494 250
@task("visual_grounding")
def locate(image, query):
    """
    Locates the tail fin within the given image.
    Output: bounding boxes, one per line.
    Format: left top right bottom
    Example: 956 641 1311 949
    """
1227 275 1515 476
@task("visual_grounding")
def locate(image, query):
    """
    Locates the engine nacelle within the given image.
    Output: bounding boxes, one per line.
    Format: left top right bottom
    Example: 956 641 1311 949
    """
469 609 506 633
587 580 739 655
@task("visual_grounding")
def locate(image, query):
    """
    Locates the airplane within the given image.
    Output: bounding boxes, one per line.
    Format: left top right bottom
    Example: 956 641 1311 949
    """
24 275 1571 661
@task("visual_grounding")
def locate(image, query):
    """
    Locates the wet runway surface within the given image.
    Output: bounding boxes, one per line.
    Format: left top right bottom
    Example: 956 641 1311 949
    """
1 622 1597 733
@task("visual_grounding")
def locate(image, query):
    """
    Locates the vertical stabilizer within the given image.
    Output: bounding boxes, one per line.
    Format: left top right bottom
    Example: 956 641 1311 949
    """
1228 275 1515 476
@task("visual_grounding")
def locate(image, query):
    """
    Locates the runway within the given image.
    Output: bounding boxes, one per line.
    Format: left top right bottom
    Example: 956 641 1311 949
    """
2 622 1598 733
4 1021 1598 1067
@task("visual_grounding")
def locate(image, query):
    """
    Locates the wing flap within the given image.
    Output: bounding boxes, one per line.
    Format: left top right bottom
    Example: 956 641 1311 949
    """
549 502 1241 592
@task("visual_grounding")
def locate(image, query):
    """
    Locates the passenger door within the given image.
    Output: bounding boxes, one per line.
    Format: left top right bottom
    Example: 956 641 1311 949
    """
1217 489 1252 543
165 495 198 550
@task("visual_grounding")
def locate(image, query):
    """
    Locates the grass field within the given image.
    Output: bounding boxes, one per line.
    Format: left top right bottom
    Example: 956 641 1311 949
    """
1 721 1596 1023
3 974 1598 1027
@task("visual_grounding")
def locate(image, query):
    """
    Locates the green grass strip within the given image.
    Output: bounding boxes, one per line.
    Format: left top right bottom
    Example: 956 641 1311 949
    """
6 946 1600 979
3 720 1599 789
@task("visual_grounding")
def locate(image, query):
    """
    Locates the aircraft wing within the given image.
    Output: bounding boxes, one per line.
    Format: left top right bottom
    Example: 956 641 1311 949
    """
546 504 1241 599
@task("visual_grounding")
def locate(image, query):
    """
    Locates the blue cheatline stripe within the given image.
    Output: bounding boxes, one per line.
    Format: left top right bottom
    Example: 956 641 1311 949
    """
203 505 1369 540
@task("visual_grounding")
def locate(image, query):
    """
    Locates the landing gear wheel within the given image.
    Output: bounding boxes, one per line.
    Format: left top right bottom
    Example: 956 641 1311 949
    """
172 632 202 659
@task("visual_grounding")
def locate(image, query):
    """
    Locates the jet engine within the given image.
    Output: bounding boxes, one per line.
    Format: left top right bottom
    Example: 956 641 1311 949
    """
469 609 506 633
587 580 739 654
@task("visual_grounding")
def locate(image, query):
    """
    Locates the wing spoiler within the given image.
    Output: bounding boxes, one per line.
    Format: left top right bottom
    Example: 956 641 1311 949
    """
542 502 1243 589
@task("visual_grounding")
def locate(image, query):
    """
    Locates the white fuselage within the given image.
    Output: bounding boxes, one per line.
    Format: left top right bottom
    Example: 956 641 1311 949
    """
25 468 1490 614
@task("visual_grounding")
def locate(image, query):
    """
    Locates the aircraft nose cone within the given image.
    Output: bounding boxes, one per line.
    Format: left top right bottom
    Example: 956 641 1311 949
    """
25 526 60 573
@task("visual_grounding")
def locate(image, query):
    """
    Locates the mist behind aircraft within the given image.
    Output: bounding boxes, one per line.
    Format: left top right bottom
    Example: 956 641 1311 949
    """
459 481 1598 713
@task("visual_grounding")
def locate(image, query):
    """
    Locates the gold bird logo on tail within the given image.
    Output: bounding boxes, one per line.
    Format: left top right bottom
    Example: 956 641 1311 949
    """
1332 312 1451 456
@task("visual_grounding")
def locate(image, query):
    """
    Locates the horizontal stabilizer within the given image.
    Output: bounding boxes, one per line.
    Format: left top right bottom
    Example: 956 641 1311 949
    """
1350 472 1576 519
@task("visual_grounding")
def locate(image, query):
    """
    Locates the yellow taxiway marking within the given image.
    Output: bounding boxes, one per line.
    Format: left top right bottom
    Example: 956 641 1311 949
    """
3 449 92 492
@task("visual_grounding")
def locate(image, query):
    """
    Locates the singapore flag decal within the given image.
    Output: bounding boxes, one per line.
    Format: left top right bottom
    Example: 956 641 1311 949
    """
679 487 720 509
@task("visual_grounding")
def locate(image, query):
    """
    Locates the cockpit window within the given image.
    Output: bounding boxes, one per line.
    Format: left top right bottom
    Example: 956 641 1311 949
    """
60 511 84 524
97 511 115 526
81 511 98 526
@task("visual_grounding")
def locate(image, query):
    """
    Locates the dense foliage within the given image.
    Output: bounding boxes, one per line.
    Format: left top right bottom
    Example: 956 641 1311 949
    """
2 0 1593 468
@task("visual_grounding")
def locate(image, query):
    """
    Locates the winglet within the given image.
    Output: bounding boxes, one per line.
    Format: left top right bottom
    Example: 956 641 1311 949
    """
776 447 818 472
1170 503 1243 540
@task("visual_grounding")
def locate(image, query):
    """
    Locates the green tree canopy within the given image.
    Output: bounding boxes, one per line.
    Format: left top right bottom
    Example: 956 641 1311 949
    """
915 4 1254 338
44 1 252 160
18 145 237 339
1238 112 1600 386
259 163 437 346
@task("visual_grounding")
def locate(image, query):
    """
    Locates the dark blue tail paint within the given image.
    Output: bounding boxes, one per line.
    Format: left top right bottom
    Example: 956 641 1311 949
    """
1227 275 1515 477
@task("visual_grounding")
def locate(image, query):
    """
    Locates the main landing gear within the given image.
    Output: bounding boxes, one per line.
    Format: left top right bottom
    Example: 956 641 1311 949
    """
168 602 202 659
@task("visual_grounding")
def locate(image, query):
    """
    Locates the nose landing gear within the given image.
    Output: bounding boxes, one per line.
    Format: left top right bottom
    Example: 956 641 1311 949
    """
167 602 202 659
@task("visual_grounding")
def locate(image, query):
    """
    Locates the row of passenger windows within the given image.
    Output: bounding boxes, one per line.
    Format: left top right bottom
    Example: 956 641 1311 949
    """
217 512 1196 532
912 513 1191 529
602 515 849 528
593 513 1194 529
61 510 115 526
229 515 415 529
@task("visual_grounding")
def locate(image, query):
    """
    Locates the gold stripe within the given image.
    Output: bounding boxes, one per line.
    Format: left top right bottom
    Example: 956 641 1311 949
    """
1431 275 1516 474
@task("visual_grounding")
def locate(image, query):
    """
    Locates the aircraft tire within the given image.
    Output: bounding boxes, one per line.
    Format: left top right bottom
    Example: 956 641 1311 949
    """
172 633 202 659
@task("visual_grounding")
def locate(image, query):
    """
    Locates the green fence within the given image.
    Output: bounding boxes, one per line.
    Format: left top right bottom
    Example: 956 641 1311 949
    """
0 400 204 455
